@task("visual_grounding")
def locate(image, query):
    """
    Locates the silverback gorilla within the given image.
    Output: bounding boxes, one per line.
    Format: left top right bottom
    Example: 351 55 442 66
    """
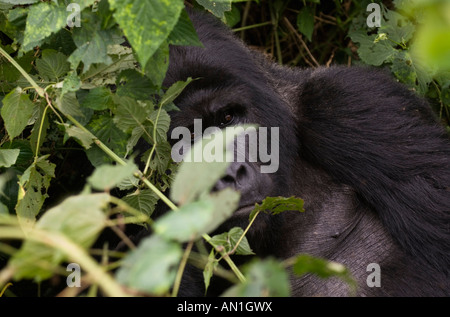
158 9 450 296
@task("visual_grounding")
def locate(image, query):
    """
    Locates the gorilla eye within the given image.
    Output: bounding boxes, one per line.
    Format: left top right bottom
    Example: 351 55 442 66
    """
219 111 234 127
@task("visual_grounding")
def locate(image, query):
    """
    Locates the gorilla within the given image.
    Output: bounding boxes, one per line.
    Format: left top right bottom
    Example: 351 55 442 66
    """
158 9 450 296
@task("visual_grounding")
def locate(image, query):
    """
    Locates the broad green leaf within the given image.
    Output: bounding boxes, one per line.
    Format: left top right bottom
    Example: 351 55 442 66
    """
297 6 315 42
249 196 304 221
222 258 290 297
55 91 84 118
80 45 136 89
154 200 215 242
144 140 172 175
155 187 239 243
223 4 241 28
87 161 137 191
348 29 397 66
1 87 35 140
147 108 171 143
80 86 114 111
167 9 203 47
35 49 70 81
293 254 356 292
60 123 95 150
67 12 119 73
86 115 128 167
115 235 182 295
144 41 170 88
61 71 82 96
22 2 67 51
15 156 55 228
205 187 240 235
113 95 151 133
380 9 415 45
121 189 159 218
196 0 233 18
0 149 20 168
170 126 242 205
116 69 156 100
210 227 254 256
108 0 184 68
1 140 33 174
10 193 109 281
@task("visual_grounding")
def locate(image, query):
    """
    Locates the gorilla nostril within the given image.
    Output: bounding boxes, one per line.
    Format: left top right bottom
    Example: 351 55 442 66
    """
222 174 235 184
236 165 247 180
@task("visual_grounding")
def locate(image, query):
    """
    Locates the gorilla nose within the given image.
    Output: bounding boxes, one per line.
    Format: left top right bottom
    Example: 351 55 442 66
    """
212 161 269 207
213 161 249 192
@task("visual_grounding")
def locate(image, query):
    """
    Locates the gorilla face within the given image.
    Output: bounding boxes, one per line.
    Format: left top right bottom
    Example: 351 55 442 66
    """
164 33 299 228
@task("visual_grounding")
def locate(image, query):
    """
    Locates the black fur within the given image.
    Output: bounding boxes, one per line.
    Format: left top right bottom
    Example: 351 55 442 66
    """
161 9 450 296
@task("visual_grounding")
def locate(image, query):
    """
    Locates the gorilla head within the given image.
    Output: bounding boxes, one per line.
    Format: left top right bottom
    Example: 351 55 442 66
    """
160 9 450 296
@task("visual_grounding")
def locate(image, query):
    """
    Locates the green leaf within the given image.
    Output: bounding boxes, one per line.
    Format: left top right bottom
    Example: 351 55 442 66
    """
55 91 84 118
380 9 415 45
155 187 239 243
143 140 172 174
170 126 243 205
297 6 315 42
87 161 138 191
59 123 95 150
160 78 194 108
0 149 20 168
22 2 67 51
292 254 357 292
121 189 159 218
167 9 203 47
115 235 182 295
196 0 233 19
147 108 171 143
144 42 170 88
116 69 156 100
61 71 82 96
108 0 185 68
67 12 119 73
113 95 151 133
15 156 55 227
86 115 128 167
249 196 304 221
154 200 215 242
222 258 290 297
80 86 114 111
35 49 70 81
1 87 35 140
10 193 109 281
79 45 136 89
210 227 254 256
203 249 219 294
348 29 397 66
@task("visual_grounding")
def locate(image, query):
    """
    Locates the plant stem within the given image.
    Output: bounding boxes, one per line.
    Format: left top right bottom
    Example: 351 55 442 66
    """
0 46 45 97
34 105 50 160
228 210 259 256
172 239 194 297
0 227 128 297
202 233 246 283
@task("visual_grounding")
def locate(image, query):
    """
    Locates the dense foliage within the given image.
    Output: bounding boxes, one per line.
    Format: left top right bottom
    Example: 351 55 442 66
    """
0 0 448 297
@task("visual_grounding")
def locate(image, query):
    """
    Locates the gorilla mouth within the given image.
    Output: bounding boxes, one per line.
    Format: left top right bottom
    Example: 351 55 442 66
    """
233 204 258 217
